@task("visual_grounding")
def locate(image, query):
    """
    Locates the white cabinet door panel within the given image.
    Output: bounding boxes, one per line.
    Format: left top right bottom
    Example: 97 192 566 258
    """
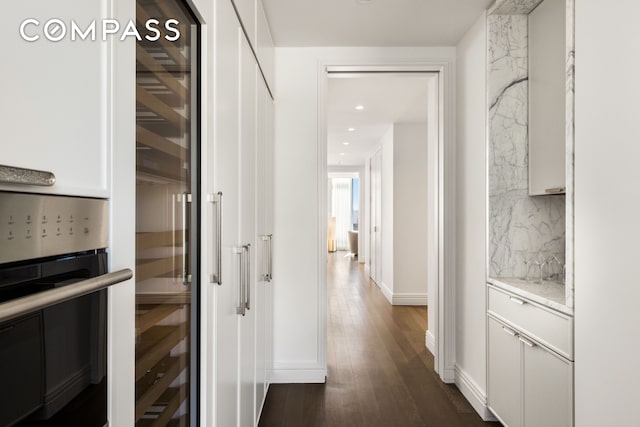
239 33 257 427
214 2 242 426
1 1 110 197
254 79 268 422
523 342 573 427
488 316 522 427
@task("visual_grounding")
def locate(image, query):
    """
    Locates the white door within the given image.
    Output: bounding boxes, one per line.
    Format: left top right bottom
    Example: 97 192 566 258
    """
369 149 383 284
213 2 242 425
239 33 257 427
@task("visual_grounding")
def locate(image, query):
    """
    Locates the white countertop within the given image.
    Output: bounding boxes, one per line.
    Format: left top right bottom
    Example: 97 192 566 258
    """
488 277 573 316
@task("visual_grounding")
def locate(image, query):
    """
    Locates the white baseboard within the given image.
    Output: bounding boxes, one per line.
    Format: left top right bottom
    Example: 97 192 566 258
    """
425 330 435 355
392 292 428 306
379 281 393 304
454 365 497 422
269 369 326 383
379 281 428 306
441 367 456 383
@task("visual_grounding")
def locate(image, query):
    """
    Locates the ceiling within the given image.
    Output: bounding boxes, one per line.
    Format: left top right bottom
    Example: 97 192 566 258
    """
262 0 494 47
327 75 430 166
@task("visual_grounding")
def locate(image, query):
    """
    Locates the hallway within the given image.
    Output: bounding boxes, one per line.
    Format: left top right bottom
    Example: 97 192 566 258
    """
259 253 497 426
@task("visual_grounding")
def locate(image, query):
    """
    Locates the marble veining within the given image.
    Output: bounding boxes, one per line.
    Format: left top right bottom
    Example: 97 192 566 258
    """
489 0 544 15
564 0 575 308
488 14 566 280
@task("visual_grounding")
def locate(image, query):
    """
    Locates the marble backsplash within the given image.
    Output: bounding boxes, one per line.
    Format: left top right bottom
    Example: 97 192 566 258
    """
488 14 566 279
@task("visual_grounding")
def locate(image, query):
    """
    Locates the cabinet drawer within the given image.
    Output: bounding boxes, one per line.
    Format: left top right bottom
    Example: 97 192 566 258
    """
488 285 573 359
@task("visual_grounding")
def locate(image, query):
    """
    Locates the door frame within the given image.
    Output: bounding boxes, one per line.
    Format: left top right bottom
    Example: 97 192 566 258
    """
317 62 457 382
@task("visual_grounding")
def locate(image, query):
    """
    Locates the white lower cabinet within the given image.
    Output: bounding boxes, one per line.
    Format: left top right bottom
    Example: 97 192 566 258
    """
488 317 522 427
488 315 573 427
522 337 573 427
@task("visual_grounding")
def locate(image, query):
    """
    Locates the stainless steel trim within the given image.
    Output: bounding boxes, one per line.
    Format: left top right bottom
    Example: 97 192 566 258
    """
244 244 251 310
233 246 245 316
180 193 192 285
0 192 109 264
519 336 536 348
544 187 566 194
211 192 223 285
0 269 133 324
267 234 272 282
261 234 273 282
501 326 517 337
509 296 526 305
0 164 56 187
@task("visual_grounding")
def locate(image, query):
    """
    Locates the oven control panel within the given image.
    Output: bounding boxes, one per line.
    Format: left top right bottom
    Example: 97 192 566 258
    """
0 192 108 264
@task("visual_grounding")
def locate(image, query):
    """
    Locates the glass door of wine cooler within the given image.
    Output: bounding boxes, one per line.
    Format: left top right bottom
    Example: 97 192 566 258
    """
134 1 200 425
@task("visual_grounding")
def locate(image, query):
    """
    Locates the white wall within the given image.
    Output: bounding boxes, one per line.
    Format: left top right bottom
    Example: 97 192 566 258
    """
574 1 640 424
272 46 456 381
453 11 491 420
381 127 395 297
393 123 429 299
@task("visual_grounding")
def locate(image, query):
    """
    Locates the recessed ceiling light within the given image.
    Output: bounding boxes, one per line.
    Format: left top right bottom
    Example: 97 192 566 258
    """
343 142 350 146
348 127 355 132
355 105 364 110
339 153 345 156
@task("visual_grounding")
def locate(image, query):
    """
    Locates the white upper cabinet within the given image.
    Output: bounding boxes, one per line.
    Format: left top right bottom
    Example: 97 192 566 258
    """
233 0 257 47
256 0 275 90
528 0 566 195
0 1 111 198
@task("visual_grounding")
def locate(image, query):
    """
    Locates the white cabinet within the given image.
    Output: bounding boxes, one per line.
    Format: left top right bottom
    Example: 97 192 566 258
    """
250 42 275 427
488 314 574 427
488 318 522 427
211 1 274 425
522 338 573 427
0 0 110 197
213 1 242 425
239 32 258 427
528 0 567 195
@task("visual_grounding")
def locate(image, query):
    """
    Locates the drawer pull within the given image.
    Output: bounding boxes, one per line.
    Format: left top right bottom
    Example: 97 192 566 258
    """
509 296 526 305
501 326 517 337
519 336 535 348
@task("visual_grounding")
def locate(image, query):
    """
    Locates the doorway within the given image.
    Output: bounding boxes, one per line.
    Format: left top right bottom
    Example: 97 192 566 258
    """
328 173 360 256
319 65 454 382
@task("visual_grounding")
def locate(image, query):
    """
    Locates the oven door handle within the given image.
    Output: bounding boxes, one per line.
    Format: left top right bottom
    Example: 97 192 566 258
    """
0 164 56 187
0 268 133 323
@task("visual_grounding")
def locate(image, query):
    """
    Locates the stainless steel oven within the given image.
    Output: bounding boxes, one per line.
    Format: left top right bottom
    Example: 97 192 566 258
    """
0 192 131 427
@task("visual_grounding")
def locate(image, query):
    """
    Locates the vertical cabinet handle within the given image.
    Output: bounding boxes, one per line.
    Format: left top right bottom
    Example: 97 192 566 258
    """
210 192 223 285
261 234 273 282
180 193 192 285
244 244 251 310
234 246 245 316
234 244 250 315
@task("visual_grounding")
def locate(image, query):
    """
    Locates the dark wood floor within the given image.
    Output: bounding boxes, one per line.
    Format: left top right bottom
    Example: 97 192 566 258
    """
259 252 499 427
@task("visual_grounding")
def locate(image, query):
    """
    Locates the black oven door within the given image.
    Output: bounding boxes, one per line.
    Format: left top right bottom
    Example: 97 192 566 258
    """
0 251 108 427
